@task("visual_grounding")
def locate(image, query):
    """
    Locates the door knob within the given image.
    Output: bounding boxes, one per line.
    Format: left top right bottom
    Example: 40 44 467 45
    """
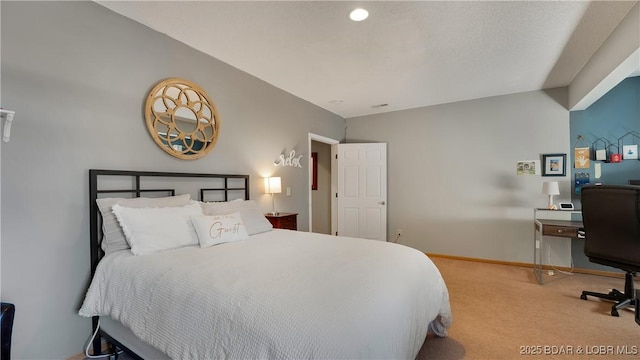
379 201 386 205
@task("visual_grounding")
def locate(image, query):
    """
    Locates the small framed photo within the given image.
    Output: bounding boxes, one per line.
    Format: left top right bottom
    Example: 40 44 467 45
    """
516 160 539 175
542 153 566 177
623 145 638 160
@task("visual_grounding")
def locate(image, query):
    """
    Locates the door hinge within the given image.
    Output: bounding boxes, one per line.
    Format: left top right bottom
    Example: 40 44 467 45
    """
335 154 338 159
335 231 338 236
335 193 338 198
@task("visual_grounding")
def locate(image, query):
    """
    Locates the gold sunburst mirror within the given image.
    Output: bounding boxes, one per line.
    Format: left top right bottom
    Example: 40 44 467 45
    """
144 78 220 160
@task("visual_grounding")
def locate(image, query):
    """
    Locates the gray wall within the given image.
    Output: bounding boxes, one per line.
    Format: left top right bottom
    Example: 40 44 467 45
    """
346 89 572 263
0 2 344 358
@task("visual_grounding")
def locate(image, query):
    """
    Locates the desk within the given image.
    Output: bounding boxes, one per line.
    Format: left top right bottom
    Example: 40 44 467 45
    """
533 209 583 285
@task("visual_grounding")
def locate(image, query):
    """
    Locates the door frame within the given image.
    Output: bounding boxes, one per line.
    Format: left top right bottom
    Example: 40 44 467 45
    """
308 133 339 233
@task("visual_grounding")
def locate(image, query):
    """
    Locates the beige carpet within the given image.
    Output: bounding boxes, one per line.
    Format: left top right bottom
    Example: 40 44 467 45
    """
417 257 639 360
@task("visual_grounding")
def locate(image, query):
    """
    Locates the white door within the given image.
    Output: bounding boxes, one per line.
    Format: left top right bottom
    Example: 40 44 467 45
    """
331 143 387 241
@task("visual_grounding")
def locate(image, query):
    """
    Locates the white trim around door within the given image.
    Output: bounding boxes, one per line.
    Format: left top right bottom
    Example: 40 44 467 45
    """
308 133 339 233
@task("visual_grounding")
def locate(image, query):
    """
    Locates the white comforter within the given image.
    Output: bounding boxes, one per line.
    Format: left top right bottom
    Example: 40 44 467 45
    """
80 230 451 359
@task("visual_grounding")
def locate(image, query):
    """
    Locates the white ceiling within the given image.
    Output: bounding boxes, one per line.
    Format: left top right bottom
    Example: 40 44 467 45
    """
96 0 638 118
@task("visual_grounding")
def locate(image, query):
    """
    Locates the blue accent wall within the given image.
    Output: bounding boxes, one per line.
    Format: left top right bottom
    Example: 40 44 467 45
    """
570 76 640 202
569 76 640 270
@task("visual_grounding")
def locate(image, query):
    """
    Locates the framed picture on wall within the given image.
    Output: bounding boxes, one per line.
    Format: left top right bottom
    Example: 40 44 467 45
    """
542 153 566 177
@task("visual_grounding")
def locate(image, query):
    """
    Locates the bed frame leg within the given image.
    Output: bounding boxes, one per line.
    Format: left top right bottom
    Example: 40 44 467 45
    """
109 342 118 360
91 316 102 356
92 336 102 357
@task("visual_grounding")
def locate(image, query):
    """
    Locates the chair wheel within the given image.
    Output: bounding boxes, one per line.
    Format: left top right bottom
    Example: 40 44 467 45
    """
611 309 619 317
580 294 588 300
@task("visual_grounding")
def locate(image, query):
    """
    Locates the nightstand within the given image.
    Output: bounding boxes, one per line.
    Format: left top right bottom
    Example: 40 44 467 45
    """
265 212 297 230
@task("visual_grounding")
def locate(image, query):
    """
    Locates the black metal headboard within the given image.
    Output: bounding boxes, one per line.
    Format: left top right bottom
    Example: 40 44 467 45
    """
89 169 250 276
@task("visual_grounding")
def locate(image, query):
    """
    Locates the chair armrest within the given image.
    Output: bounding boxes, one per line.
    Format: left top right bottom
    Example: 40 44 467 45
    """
1 302 15 360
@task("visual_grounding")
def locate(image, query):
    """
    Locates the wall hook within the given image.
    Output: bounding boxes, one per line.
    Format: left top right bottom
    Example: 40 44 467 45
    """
0 109 16 143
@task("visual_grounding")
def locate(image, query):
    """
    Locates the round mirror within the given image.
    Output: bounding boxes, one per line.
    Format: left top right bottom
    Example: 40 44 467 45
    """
145 78 220 160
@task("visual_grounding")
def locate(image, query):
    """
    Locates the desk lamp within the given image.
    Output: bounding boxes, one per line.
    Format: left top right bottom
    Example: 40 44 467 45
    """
542 181 560 210
264 177 282 215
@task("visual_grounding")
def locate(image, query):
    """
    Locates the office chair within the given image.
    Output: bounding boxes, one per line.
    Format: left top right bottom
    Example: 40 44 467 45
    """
1 303 15 360
636 290 640 326
579 184 640 317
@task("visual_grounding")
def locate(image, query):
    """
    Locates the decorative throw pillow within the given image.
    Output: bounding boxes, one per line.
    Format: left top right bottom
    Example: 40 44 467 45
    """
96 194 191 254
200 200 272 235
190 212 250 248
112 203 202 255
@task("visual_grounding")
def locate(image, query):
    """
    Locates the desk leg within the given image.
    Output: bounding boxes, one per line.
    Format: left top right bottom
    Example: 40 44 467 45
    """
534 221 543 285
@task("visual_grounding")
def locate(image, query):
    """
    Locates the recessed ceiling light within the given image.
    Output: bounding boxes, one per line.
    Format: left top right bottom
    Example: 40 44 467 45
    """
349 8 368 22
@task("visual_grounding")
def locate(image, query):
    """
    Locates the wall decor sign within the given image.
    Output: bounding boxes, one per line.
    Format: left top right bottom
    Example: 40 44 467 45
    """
516 160 539 176
592 137 609 161
274 149 303 168
623 145 638 160
617 131 640 161
541 153 566 177
575 172 590 195
609 143 622 163
595 149 607 161
574 147 590 169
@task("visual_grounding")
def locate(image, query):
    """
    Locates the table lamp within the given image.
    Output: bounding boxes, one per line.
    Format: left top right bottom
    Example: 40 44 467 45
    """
542 181 560 210
264 177 282 215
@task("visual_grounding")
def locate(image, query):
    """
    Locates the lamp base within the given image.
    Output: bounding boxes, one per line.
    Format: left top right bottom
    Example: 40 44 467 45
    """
547 195 557 210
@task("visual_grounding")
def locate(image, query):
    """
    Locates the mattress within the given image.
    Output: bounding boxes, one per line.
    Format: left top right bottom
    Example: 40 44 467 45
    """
80 229 451 359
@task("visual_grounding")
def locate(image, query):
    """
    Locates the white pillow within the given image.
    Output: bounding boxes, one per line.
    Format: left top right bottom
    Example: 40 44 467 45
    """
112 203 202 255
190 212 249 248
96 194 191 254
201 200 273 235
200 199 259 213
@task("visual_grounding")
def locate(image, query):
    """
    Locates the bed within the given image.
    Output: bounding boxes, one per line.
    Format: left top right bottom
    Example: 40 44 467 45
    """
79 169 452 359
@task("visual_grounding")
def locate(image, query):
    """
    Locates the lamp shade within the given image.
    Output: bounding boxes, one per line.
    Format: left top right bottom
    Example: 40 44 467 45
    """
264 177 282 194
542 181 560 196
